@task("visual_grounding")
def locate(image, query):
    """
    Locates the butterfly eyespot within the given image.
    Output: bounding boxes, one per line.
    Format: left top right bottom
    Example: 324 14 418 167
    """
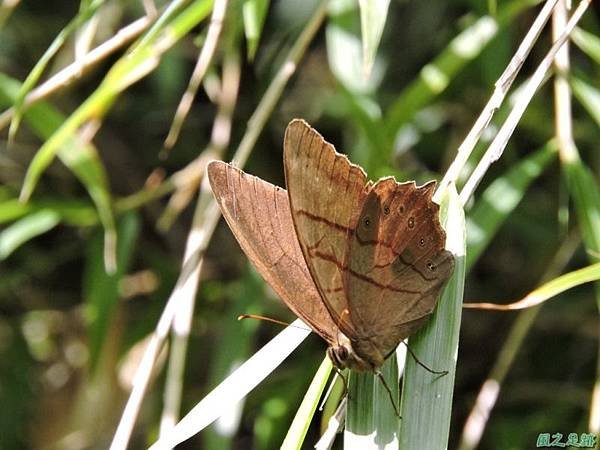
364 217 371 227
427 261 436 271
419 238 425 247
383 206 390 215
408 217 415 228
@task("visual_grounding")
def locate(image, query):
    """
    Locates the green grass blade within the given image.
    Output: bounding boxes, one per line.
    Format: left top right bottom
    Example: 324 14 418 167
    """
527 262 600 302
18 0 214 203
562 141 600 437
0 72 117 270
0 209 60 259
571 76 600 127
83 212 140 372
465 262 600 310
326 2 374 95
399 184 466 449
243 0 269 60
384 1 537 152
281 356 333 450
359 0 390 77
0 198 98 226
9 0 104 141
466 141 557 270
345 353 400 450
148 320 311 450
563 159 600 261
572 27 600 64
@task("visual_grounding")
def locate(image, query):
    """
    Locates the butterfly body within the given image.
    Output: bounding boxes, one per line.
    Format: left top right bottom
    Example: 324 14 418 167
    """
208 119 454 372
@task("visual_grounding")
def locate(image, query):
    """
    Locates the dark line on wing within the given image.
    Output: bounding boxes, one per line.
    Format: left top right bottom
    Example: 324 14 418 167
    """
323 286 344 293
296 209 352 234
354 232 439 282
297 207 442 283
310 250 421 295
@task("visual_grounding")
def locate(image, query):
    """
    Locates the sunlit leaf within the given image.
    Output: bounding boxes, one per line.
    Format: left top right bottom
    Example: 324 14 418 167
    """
400 184 466 450
0 209 60 259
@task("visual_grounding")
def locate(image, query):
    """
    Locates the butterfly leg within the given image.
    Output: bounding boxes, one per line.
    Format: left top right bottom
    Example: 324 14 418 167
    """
375 371 401 418
401 340 448 376
333 367 350 399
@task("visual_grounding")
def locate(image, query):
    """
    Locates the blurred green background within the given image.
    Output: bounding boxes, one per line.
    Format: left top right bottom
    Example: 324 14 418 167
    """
0 0 599 449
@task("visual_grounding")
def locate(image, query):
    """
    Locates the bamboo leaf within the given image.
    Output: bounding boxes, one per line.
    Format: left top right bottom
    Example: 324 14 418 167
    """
243 0 269 60
464 262 600 310
0 209 60 259
281 356 332 450
572 27 600 64
18 0 214 203
571 76 600 127
563 159 600 259
83 212 139 372
466 141 557 270
0 72 117 271
400 184 466 449
358 0 390 77
148 320 311 450
344 352 400 450
384 0 537 156
8 0 104 141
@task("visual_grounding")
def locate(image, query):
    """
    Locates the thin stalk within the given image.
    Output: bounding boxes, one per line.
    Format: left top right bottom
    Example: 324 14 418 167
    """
458 230 580 450
434 0 559 202
232 0 328 169
109 3 328 448
0 15 152 131
163 0 229 150
459 0 591 205
159 41 241 437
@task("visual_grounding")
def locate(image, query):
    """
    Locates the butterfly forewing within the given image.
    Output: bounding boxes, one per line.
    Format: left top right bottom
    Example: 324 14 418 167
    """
345 177 454 361
283 119 370 333
207 161 338 344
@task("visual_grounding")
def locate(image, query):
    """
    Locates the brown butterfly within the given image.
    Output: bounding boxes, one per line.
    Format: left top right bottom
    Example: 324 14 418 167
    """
207 119 454 373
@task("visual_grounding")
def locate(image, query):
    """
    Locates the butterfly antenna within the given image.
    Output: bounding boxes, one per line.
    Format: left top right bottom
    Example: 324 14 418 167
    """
401 341 448 376
375 371 401 418
237 314 311 331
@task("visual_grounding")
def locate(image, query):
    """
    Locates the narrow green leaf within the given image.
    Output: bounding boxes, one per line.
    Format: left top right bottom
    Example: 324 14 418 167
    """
384 1 537 150
18 0 214 203
572 27 600 64
466 141 557 270
9 0 104 141
345 353 400 450
465 262 600 310
203 268 265 450
281 356 333 450
148 320 311 450
571 76 600 127
563 159 600 259
400 184 466 449
0 198 98 226
0 209 60 259
243 0 269 60
0 199 33 224
327 0 382 94
0 73 117 271
358 0 390 77
83 212 139 372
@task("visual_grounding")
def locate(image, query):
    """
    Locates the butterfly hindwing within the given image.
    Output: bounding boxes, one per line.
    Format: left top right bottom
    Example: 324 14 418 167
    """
345 178 454 360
